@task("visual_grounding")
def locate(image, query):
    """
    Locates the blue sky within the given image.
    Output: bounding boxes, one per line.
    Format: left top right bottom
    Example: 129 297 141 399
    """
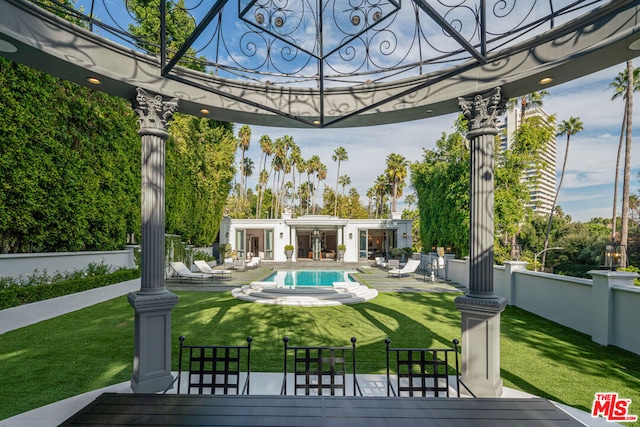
238 62 639 223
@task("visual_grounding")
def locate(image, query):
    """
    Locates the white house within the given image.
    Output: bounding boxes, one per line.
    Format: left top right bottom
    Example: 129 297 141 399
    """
220 212 413 262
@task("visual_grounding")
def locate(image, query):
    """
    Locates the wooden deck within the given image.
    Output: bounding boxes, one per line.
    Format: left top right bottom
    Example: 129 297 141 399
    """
59 393 584 426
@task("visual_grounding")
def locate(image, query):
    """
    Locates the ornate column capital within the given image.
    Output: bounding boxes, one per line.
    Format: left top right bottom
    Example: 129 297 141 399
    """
134 88 179 137
458 87 506 138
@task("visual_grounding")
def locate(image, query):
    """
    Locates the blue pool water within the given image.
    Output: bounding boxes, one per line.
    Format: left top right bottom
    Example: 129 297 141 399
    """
264 270 354 287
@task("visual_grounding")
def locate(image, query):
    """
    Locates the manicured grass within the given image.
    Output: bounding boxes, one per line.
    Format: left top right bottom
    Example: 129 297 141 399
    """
1 291 639 422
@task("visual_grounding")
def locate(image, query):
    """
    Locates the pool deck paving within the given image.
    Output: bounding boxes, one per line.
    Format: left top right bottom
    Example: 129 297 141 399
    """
165 260 465 294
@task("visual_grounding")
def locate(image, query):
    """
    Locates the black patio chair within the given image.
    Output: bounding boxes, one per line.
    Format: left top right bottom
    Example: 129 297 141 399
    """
281 336 361 396
175 335 253 395
385 338 475 398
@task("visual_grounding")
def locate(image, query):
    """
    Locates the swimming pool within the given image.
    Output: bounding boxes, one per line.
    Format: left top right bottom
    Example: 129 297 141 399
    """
264 270 354 287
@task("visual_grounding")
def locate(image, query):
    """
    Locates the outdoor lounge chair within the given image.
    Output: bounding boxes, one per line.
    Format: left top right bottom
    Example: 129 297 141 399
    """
233 260 246 271
281 336 361 396
193 260 232 279
388 259 420 278
223 258 234 269
169 261 210 281
175 335 253 395
246 256 260 268
385 338 474 398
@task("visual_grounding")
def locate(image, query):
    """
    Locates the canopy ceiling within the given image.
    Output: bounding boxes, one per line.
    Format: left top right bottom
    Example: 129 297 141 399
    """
0 0 639 128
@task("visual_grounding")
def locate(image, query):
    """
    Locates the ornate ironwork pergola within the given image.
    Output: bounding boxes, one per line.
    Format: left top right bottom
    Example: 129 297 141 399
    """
2 0 639 128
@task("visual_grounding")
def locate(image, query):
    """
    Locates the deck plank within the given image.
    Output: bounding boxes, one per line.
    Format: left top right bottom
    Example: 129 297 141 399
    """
59 393 583 426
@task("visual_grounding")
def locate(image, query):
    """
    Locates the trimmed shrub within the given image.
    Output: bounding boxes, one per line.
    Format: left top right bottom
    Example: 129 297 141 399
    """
0 268 140 310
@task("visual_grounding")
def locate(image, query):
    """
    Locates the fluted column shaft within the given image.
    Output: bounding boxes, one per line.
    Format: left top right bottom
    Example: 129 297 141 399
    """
468 131 496 297
140 131 167 291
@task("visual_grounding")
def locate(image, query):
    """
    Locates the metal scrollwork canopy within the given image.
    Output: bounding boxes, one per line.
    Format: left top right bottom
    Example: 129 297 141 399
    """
0 0 639 127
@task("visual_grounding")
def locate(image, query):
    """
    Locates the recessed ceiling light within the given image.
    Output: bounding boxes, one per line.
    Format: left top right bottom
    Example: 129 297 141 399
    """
629 38 640 51
539 76 554 85
87 77 101 85
200 109 210 115
312 120 321 125
426 109 435 114
0 39 17 53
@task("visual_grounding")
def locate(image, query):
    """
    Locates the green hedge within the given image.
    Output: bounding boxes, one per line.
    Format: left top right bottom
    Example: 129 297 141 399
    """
0 268 140 310
554 263 599 279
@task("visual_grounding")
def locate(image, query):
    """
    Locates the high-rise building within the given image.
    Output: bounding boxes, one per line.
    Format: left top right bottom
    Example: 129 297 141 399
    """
498 107 557 216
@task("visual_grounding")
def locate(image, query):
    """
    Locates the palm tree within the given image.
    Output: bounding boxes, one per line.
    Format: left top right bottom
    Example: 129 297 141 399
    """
385 153 409 212
609 62 639 262
373 174 390 219
306 155 321 214
256 169 269 218
256 135 273 219
242 157 254 195
620 60 635 266
521 91 549 117
289 144 302 213
338 175 351 196
275 135 294 215
237 125 251 194
506 90 549 128
257 135 272 181
314 162 327 214
270 137 288 217
332 147 349 216
298 181 314 213
541 116 583 270
366 187 375 218
405 193 416 211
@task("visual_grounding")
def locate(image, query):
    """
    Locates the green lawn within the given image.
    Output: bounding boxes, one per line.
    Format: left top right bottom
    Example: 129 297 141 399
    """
1 291 639 423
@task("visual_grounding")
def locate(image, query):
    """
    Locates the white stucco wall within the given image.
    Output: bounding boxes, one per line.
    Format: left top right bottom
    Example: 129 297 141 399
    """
221 215 413 263
0 248 136 279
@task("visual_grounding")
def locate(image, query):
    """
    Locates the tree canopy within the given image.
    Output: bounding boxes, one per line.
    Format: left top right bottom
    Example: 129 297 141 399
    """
411 114 553 259
165 115 236 246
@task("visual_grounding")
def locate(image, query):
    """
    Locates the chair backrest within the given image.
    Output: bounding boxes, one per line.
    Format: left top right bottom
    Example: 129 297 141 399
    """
193 260 213 273
388 259 400 269
233 260 245 269
282 336 360 396
224 258 234 268
402 259 421 272
177 335 252 395
385 338 469 398
170 261 192 275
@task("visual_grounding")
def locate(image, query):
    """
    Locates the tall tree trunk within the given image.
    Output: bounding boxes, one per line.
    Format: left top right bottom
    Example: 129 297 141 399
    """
334 161 341 217
542 134 571 270
611 110 626 241
621 60 634 267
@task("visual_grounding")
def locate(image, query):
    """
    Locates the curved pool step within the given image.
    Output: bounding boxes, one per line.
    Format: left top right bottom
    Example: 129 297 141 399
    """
231 281 378 306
